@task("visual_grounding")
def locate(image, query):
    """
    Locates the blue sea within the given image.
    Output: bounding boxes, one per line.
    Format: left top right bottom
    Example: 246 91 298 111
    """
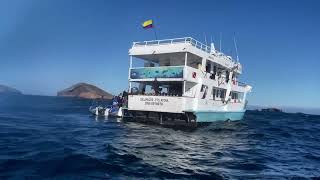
0 95 319 179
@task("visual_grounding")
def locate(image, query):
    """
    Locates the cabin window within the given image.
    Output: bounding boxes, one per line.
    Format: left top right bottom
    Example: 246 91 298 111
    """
226 71 229 83
201 85 208 99
212 88 216 100
220 89 226 99
206 60 211 72
212 88 226 100
130 82 183 96
231 92 241 102
216 89 220 98
186 53 202 69
200 85 206 92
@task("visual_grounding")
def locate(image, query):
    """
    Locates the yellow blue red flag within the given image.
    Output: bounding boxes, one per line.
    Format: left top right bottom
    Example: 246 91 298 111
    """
142 20 153 29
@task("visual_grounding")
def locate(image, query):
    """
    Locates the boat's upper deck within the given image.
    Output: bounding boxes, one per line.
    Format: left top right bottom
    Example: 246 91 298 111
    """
132 37 212 53
129 37 242 74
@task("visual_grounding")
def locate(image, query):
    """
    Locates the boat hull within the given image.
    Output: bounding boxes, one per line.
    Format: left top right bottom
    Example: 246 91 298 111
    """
194 110 245 122
128 95 247 122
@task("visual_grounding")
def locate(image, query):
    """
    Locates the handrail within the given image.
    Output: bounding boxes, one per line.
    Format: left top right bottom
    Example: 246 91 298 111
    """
133 37 191 44
130 65 184 69
132 37 212 53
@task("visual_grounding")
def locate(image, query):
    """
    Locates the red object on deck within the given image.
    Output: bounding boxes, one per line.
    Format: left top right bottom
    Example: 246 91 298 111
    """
192 72 196 78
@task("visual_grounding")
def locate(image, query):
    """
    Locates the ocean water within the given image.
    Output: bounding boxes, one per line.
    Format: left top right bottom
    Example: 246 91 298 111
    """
0 95 319 179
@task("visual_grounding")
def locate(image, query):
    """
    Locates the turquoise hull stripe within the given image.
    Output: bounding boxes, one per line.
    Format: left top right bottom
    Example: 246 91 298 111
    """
194 111 246 122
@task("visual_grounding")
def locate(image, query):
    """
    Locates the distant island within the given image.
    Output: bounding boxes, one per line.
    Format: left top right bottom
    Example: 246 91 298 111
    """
0 84 22 95
57 83 113 99
251 108 283 113
261 108 282 113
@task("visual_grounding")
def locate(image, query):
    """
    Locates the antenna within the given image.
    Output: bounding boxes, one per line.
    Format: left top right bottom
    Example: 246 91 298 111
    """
233 32 239 62
219 32 222 52
203 32 207 46
210 35 215 53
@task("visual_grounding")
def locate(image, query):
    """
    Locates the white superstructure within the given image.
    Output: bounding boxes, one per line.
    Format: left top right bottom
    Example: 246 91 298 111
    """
127 37 252 122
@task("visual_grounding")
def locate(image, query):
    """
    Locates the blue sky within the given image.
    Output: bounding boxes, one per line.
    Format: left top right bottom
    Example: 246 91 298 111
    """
0 0 319 109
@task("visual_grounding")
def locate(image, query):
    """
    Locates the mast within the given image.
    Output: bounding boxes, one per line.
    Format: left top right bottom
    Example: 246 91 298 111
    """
203 32 207 46
219 32 222 52
233 33 239 62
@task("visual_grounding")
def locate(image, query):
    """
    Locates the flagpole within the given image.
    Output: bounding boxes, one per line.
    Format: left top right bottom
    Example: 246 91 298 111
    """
153 19 158 40
153 27 158 40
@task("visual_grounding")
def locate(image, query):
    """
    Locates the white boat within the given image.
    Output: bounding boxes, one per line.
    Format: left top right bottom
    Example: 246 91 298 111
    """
126 37 252 123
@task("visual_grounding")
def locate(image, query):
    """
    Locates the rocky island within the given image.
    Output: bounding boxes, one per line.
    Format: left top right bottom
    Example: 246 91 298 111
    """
261 108 283 113
57 83 113 99
0 85 22 95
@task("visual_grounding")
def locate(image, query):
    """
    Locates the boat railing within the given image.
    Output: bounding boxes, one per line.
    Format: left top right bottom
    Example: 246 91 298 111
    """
132 37 211 53
129 92 182 97
130 65 183 69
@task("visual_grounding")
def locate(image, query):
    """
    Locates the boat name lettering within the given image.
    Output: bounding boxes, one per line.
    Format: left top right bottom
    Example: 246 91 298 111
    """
140 97 169 106
140 97 154 101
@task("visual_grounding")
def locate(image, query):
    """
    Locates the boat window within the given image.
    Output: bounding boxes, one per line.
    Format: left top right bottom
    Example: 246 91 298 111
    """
216 89 220 98
186 53 202 69
206 60 211 72
220 89 226 99
130 82 183 96
200 85 206 92
226 71 229 83
212 88 216 100
212 88 227 100
231 92 240 100
201 85 208 99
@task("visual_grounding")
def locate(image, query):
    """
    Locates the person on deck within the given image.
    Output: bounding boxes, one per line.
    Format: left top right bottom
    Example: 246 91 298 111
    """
152 78 160 95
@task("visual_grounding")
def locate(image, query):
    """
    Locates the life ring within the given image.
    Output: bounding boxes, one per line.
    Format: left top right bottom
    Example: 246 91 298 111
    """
192 72 197 78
